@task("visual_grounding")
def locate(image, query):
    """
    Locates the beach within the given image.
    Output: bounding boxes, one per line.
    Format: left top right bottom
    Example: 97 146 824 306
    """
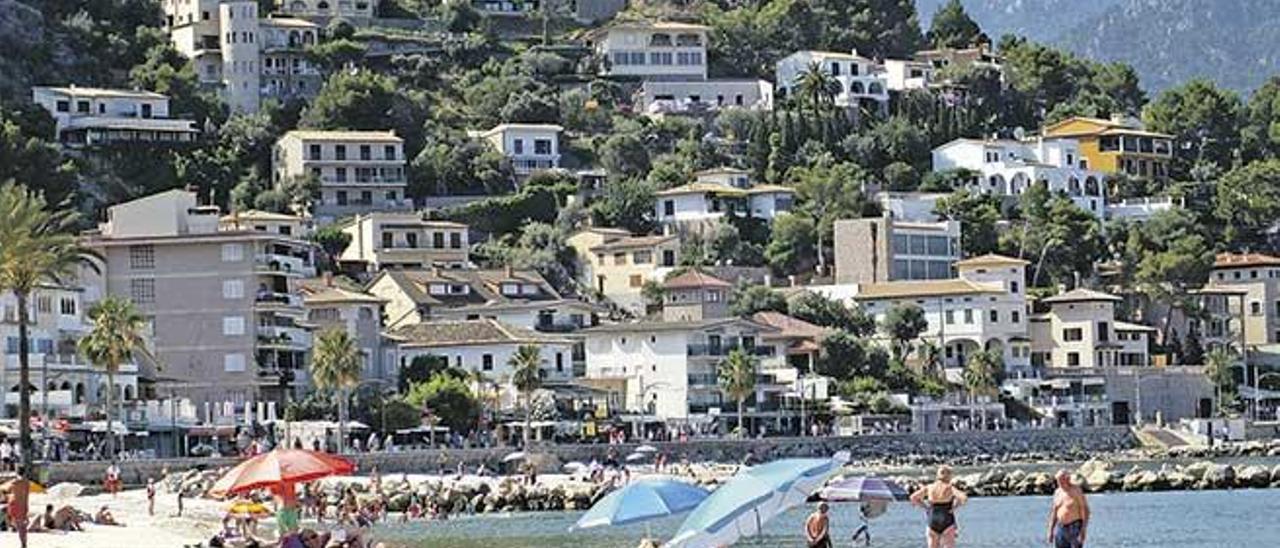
14 486 225 547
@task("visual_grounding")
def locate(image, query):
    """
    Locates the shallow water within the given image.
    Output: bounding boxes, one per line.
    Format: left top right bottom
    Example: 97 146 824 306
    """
376 488 1280 547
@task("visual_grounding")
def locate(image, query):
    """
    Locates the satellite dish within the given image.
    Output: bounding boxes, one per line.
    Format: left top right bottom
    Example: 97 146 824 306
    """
1013 127 1026 140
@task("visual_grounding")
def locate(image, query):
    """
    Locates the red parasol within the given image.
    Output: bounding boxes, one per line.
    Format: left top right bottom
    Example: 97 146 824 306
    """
209 449 355 497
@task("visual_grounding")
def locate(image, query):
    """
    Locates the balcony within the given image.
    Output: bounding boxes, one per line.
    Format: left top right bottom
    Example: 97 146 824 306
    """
590 366 629 378
318 176 406 186
687 344 776 358
257 325 312 348
256 254 315 278
254 291 303 309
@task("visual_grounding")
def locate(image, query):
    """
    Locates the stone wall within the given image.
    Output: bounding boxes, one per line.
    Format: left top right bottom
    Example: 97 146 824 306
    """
44 426 1136 485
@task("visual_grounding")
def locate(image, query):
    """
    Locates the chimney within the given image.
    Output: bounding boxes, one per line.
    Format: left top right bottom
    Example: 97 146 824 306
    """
505 264 514 278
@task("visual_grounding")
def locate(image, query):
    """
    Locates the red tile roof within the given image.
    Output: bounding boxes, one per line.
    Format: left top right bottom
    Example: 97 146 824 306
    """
663 270 732 290
1213 252 1280 269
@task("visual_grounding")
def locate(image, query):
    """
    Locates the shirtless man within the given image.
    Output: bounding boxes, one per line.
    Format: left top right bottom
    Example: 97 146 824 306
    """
1048 470 1090 548
804 502 832 548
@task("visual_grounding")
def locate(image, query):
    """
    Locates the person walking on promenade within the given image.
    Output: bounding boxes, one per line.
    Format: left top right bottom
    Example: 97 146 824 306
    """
804 502 833 548
910 465 967 548
1047 470 1090 548
146 478 156 516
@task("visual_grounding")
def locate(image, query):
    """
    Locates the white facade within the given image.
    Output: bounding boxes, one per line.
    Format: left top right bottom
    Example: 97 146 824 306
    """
854 255 1033 377
1105 196 1178 222
932 137 1109 217
776 50 889 107
639 79 774 115
1 284 141 419
338 213 469 271
275 0 376 20
654 170 795 226
1029 290 1151 370
883 59 934 91
876 192 949 222
472 124 562 176
592 22 710 81
31 87 198 147
566 229 680 316
582 319 781 420
273 130 411 221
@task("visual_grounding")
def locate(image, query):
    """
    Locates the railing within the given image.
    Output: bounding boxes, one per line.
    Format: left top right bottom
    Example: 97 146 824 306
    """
256 254 315 277
318 176 406 185
687 373 718 386
254 292 303 308
687 345 776 358
1029 394 1109 406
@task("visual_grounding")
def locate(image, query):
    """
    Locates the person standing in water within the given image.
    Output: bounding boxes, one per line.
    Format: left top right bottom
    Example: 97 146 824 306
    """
1048 470 1090 548
804 502 832 548
910 465 967 548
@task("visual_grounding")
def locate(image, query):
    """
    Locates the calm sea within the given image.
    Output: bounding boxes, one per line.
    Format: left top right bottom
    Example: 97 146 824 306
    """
376 488 1280 547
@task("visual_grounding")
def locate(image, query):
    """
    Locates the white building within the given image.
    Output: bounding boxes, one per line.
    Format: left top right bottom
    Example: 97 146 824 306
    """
1 284 142 420
875 192 950 223
337 213 469 272
654 168 795 228
367 267 598 332
220 209 314 238
471 124 562 177
1029 288 1153 369
852 254 1033 378
639 79 774 115
931 137 1109 217
775 50 889 108
275 0 376 20
883 58 935 92
273 130 411 221
161 1 322 113
31 86 199 148
590 22 710 81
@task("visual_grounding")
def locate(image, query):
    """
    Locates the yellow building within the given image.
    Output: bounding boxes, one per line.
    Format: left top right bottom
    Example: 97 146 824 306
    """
1042 116 1174 179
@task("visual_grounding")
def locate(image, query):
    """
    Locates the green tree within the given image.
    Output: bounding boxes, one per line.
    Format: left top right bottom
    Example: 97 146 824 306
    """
311 225 352 272
311 328 362 453
729 282 788 316
926 0 982 49
791 159 871 274
0 108 77 207
796 62 841 113
398 354 452 392
962 349 1002 427
1242 76 1280 161
509 344 543 446
1203 348 1237 416
1116 209 1213 348
405 373 481 433
934 191 1001 256
818 331 888 380
765 214 817 275
788 291 875 336
0 182 95 476
1142 79 1243 176
129 42 223 125
306 39 368 72
1215 160 1280 249
599 133 652 180
718 348 758 437
589 178 655 234
882 303 928 362
77 296 146 463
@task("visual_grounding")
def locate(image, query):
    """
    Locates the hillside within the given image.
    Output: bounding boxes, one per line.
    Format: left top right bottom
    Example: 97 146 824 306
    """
917 0 1280 94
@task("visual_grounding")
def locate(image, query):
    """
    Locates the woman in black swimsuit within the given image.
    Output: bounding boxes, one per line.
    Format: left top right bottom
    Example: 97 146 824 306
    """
909 465 968 548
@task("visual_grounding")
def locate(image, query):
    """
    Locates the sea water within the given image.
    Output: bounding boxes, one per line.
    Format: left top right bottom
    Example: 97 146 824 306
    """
376 488 1280 547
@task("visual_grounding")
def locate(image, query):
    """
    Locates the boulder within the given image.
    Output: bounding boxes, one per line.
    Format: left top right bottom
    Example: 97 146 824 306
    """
1182 461 1215 481
1236 465 1270 488
1202 464 1236 489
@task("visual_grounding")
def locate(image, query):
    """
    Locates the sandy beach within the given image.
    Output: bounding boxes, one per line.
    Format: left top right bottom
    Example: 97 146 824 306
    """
9 485 226 548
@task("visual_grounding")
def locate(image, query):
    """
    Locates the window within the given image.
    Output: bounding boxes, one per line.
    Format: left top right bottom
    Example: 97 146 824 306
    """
222 316 245 335
449 232 462 249
662 250 676 267
629 274 643 288
513 139 524 155
989 310 998 323
35 296 52 314
384 145 396 160
1252 302 1262 315
335 167 346 183
382 232 394 248
633 251 652 264
945 310 954 324
1067 352 1080 367
129 245 155 269
555 353 564 372
963 309 973 324
1098 321 1110 342
221 243 243 262
706 290 722 302
224 353 246 372
334 145 346 160
359 145 371 160
613 253 627 266
1012 310 1021 323
501 283 520 296
406 233 418 248
59 297 76 316
55 100 69 112
1063 328 1083 342
482 354 493 371
1010 281 1019 294
428 283 447 295
130 279 155 304
77 101 90 113
534 139 552 155
309 144 321 160
663 200 675 216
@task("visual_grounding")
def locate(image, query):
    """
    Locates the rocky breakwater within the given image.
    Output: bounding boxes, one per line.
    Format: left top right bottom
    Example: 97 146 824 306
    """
890 457 1280 497
1159 439 1280 460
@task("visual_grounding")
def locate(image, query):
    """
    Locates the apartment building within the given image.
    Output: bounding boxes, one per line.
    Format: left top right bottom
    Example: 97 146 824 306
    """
297 276 393 382
273 130 411 221
654 169 795 229
776 50 889 108
1029 289 1152 369
853 254 1033 377
161 0 323 113
81 189 318 408
337 213 469 272
31 86 199 148
1042 116 1175 179
367 267 598 332
1 283 142 420
219 209 313 238
275 0 376 21
590 21 710 80
566 228 680 315
638 79 775 115
832 217 961 285
1196 253 1280 351
471 124 562 177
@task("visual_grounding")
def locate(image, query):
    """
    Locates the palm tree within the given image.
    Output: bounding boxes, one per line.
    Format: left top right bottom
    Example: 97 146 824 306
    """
963 349 1001 428
1204 347 1236 416
796 62 841 115
917 340 943 380
509 344 543 447
0 181 95 476
78 296 146 463
311 328 361 453
718 348 758 438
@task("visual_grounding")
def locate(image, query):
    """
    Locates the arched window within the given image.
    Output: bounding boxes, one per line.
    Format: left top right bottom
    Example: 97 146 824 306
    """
868 82 884 95
1084 176 1100 197
849 81 865 94
1067 177 1081 196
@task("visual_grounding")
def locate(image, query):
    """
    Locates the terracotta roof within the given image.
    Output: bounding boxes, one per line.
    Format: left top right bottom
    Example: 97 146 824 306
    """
282 130 402 142
655 182 747 197
1041 288 1122 304
582 317 777 334
1213 252 1280 269
854 279 1003 300
954 254 1030 268
373 268 563 308
388 319 572 347
663 270 732 290
298 275 364 294
751 311 829 340
303 286 386 305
